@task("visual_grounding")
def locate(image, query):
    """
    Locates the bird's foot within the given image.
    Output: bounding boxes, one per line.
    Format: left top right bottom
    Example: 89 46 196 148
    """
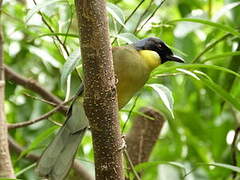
117 135 127 152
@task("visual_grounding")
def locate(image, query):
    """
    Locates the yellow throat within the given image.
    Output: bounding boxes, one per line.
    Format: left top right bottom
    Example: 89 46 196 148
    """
139 50 161 70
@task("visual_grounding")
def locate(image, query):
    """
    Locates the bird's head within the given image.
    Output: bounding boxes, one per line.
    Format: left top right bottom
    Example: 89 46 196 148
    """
133 37 184 64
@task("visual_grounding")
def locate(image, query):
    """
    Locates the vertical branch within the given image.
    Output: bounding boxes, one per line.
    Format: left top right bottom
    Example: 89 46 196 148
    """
208 0 212 19
0 0 15 178
231 126 240 179
126 107 165 177
75 0 124 179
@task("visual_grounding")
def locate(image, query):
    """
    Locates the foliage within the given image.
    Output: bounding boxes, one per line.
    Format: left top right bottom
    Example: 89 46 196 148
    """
3 0 240 179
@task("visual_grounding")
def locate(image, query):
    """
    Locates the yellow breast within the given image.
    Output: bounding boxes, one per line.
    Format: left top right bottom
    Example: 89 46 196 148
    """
112 47 161 109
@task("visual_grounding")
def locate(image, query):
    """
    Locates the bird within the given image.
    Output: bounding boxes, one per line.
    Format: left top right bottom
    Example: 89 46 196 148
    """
36 37 184 180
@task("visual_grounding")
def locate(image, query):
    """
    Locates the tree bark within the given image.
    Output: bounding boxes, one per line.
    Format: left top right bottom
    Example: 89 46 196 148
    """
75 0 124 179
0 0 15 177
126 107 165 176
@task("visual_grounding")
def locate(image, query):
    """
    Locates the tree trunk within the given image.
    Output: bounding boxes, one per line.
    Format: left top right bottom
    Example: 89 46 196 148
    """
126 107 165 177
75 0 124 179
0 0 15 177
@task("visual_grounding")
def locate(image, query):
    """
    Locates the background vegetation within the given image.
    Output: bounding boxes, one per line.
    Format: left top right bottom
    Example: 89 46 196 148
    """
2 0 240 179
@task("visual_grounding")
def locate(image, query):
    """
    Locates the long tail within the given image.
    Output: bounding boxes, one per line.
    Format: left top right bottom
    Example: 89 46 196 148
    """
37 96 88 180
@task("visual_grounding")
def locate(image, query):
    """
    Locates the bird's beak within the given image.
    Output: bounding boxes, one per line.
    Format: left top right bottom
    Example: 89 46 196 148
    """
165 55 184 63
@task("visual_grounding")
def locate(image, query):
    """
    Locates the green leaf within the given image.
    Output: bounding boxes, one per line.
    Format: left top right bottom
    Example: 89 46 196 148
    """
194 71 240 111
107 3 127 29
153 64 240 79
188 162 240 175
61 49 81 88
120 109 155 120
113 33 139 44
16 163 37 177
135 161 186 173
76 64 84 82
212 2 240 21
207 162 240 173
201 51 240 63
25 0 66 22
167 45 188 57
169 18 240 36
29 46 61 68
176 68 200 80
17 126 58 161
147 84 174 118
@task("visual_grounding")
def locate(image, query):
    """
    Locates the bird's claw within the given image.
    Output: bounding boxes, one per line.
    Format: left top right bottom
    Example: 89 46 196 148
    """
117 135 127 152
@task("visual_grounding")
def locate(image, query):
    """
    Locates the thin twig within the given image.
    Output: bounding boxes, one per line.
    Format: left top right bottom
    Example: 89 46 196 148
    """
32 0 81 90
192 33 232 63
121 94 140 133
111 0 145 44
183 166 198 179
133 0 154 34
32 0 69 56
23 93 58 106
4 65 67 114
63 3 74 45
48 119 63 127
124 150 141 180
7 97 73 129
231 126 240 179
137 0 166 33
1 10 22 22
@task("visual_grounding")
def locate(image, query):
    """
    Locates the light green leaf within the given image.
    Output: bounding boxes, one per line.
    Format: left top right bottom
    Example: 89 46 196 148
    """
207 162 240 173
201 51 240 63
25 0 66 22
135 161 186 173
113 33 139 44
194 71 240 111
76 64 84 82
147 84 174 118
16 163 37 177
29 46 61 68
120 109 155 120
169 18 240 36
212 2 240 22
107 3 127 29
189 162 240 175
167 45 188 57
176 68 200 80
61 49 81 88
153 64 240 79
